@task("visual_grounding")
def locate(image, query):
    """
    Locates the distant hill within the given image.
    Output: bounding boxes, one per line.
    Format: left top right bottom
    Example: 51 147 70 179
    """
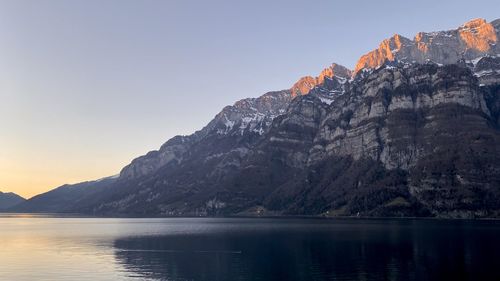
0 191 26 210
10 176 118 213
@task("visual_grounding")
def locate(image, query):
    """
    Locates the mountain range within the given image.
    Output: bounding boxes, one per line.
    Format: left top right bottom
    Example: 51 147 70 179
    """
10 18 500 218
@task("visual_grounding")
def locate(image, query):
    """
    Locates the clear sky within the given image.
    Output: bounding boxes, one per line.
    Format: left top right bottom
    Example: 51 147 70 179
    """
0 0 498 198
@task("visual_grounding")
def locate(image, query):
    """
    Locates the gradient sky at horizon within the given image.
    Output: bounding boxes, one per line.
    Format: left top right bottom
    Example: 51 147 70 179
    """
1 0 498 198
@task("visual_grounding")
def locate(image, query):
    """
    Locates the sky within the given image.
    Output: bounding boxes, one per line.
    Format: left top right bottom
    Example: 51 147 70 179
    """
0 0 498 199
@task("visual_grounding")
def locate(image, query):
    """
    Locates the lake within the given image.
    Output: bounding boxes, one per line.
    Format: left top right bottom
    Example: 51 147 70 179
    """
0 215 499 281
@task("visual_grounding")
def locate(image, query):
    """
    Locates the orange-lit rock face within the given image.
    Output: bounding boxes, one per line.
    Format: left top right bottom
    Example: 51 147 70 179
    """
354 34 409 73
353 18 499 75
414 32 429 53
291 76 317 98
317 67 334 84
290 63 351 97
459 18 497 52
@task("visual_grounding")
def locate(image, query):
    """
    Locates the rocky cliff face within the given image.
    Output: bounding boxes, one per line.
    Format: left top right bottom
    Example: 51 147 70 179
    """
311 63 491 168
14 18 500 218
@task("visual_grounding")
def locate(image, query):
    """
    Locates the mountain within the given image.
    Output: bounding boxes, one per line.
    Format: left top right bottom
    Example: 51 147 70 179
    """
13 18 500 218
0 191 26 210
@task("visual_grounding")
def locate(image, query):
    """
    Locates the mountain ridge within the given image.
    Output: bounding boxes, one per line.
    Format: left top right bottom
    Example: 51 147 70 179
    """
354 18 499 73
12 18 500 218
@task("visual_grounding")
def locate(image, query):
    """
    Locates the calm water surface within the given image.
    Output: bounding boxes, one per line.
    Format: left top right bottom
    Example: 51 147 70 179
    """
0 214 499 281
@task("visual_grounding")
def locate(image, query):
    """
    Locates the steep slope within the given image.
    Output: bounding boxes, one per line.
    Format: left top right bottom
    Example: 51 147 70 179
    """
119 63 353 182
0 191 25 210
119 90 292 180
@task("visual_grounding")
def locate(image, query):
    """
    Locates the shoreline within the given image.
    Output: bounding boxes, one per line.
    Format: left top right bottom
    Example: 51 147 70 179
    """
1 212 499 221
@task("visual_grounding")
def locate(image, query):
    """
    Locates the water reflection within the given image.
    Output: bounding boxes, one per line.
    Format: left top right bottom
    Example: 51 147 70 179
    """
1 216 499 281
113 219 500 281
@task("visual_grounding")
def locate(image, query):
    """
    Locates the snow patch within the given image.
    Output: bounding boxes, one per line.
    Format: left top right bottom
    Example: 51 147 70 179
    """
319 97 334 105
